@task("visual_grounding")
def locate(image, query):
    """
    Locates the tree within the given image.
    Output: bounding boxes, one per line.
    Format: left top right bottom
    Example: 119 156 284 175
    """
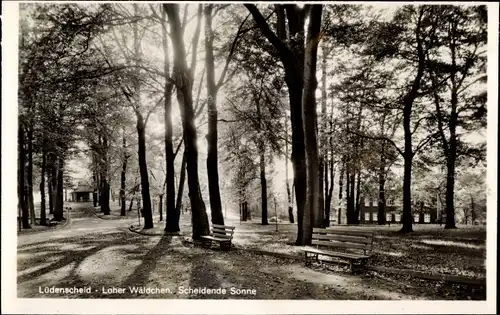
203 5 248 226
428 5 487 229
164 3 210 239
245 4 324 245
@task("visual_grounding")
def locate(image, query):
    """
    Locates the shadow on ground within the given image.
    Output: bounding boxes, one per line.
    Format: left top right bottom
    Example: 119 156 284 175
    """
17 213 486 300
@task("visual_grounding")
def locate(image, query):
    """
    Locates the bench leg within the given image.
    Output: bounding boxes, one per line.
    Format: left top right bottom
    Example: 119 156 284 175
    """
305 252 310 267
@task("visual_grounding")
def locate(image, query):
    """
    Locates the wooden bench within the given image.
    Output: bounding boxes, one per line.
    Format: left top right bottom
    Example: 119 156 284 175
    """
200 224 235 251
304 228 374 274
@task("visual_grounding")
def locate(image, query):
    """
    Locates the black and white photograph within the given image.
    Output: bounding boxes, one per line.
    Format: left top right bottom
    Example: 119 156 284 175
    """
1 1 498 314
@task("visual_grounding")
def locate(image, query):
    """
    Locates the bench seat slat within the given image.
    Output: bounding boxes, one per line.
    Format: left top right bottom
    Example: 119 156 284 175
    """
213 224 235 230
200 235 231 242
312 240 371 251
304 248 369 260
212 233 232 239
312 234 371 244
213 227 234 234
313 228 373 237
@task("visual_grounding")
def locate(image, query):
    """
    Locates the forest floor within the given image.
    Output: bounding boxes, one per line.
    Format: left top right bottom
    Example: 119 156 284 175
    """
17 203 487 300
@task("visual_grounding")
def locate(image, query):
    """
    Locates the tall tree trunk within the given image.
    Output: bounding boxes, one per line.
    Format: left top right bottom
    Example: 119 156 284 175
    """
470 194 476 224
136 112 154 229
100 134 111 215
40 149 47 226
338 161 344 225
347 171 356 224
51 155 58 215
284 115 294 223
355 171 361 224
165 4 210 239
401 102 414 233
48 164 54 214
320 43 329 228
161 6 179 232
444 42 459 229
53 156 64 221
159 194 164 221
259 144 268 225
120 135 128 216
325 159 335 227
175 151 187 216
204 4 225 226
27 127 35 225
302 5 323 239
129 197 134 212
245 4 307 244
19 121 30 229
378 159 387 225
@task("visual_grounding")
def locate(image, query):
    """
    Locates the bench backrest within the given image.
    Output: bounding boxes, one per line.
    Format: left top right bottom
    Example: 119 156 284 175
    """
312 228 374 255
212 224 235 240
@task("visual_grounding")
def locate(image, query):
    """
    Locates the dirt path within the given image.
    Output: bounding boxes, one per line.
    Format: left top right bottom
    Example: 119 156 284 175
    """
17 207 483 300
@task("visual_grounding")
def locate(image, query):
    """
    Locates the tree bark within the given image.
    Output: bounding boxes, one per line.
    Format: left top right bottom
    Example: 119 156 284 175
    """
19 121 30 229
40 149 47 226
136 112 154 228
48 164 54 214
325 159 335 227
165 4 210 239
120 135 128 216
259 144 268 225
284 115 294 223
100 133 111 215
302 5 323 241
53 157 64 221
338 161 344 225
159 194 163 221
27 127 35 225
377 155 387 225
161 6 179 232
129 197 134 212
355 171 361 224
204 4 225 226
175 151 187 216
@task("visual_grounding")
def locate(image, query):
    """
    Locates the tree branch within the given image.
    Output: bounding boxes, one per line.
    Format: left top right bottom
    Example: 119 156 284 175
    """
216 13 251 90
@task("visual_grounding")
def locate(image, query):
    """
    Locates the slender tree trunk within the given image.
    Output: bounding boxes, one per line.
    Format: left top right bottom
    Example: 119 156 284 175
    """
401 103 414 233
378 166 386 225
53 157 64 221
19 122 30 229
40 149 47 226
338 161 344 225
120 136 128 216
136 113 153 229
101 134 111 215
48 164 54 214
175 151 187 216
259 144 268 225
445 56 459 229
378 141 387 225
444 157 457 229
284 111 294 223
129 197 134 212
159 194 164 221
204 4 225 226
161 7 179 232
347 172 356 224
51 155 58 215
470 194 476 224
27 127 35 225
325 159 335 227
166 4 210 239
355 171 361 224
